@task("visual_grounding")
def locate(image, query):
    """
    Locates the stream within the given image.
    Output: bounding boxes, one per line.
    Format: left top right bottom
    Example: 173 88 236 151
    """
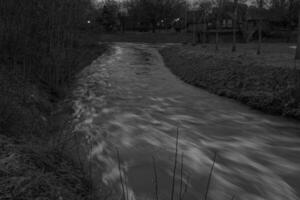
72 43 300 200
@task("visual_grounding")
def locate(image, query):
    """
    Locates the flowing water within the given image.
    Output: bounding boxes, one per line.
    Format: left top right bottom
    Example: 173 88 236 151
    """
72 43 300 200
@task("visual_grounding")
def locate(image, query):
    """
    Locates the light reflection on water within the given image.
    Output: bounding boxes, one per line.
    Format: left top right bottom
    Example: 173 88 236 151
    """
72 43 300 200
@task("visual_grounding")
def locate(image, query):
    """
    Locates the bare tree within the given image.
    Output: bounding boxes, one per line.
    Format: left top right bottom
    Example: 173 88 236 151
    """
296 9 300 59
126 0 186 32
0 0 93 92
232 0 238 52
257 0 263 55
202 13 208 44
215 0 223 51
185 0 189 32
193 11 197 44
197 1 212 44
100 0 119 32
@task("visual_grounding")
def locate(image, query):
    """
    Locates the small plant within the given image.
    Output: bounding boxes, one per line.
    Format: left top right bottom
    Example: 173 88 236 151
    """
149 129 224 200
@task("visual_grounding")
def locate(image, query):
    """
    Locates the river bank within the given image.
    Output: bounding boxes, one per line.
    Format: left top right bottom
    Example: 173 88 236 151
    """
0 35 109 199
159 43 300 119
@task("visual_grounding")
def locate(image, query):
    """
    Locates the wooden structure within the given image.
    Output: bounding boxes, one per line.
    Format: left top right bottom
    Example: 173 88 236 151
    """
181 2 294 43
243 7 291 41
184 2 247 43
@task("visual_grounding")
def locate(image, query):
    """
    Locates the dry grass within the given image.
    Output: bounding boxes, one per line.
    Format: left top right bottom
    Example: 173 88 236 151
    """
0 66 94 199
0 0 109 199
0 48 108 199
0 135 93 200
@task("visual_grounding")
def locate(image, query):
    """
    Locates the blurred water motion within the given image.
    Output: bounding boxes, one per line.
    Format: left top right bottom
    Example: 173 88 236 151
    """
73 43 300 200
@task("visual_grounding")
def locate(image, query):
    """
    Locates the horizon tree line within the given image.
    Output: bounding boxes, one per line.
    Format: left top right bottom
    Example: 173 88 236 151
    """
96 0 300 58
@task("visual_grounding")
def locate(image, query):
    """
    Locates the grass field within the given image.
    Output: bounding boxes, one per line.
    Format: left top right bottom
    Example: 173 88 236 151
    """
159 43 300 119
171 43 299 69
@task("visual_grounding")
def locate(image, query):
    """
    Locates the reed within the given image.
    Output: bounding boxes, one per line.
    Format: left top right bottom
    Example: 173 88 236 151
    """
179 152 184 200
152 156 159 200
182 173 190 200
170 128 179 200
116 148 127 200
204 152 217 200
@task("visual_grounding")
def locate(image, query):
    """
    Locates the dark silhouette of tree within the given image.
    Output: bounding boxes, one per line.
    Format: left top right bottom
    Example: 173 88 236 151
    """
232 0 238 52
194 1 212 44
100 0 119 32
257 0 263 55
0 0 93 93
296 9 300 59
215 0 223 52
127 0 186 32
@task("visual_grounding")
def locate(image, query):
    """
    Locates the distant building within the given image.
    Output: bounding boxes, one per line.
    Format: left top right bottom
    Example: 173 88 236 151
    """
244 7 293 41
185 1 247 42
182 2 294 43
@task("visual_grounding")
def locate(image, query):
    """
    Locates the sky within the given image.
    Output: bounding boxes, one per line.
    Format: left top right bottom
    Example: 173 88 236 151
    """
95 0 253 7
96 0 253 4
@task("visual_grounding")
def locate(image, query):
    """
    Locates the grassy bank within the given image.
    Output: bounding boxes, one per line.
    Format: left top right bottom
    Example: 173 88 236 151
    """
99 31 297 44
160 43 300 119
0 35 108 200
0 0 109 198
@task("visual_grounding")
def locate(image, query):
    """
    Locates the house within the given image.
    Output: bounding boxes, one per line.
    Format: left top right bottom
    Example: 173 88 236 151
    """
184 2 247 43
179 2 290 43
244 7 289 41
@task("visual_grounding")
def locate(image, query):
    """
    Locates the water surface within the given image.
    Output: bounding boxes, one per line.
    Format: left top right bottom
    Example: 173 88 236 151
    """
73 43 300 200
